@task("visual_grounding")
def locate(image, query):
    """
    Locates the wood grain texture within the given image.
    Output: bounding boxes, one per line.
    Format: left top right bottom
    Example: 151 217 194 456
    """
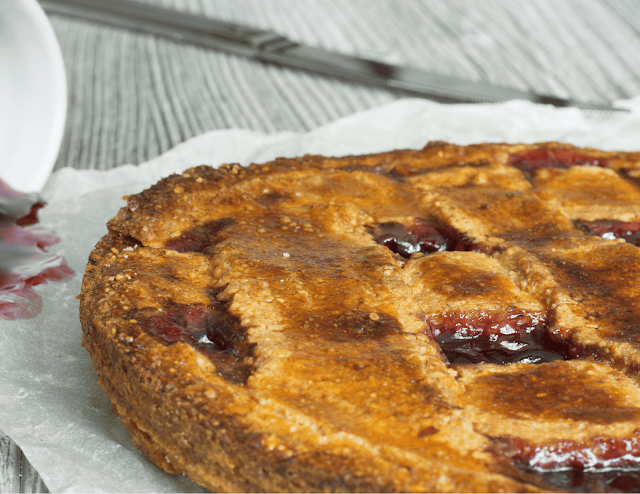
5 0 640 491
0 432 48 493
0 433 20 493
49 0 640 172
19 456 48 494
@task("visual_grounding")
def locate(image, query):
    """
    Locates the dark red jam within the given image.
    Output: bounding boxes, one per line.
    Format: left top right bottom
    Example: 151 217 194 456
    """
508 149 608 171
509 434 640 472
576 220 640 247
524 467 640 493
426 311 571 365
140 300 254 384
521 451 640 493
369 219 484 258
165 218 235 253
0 180 73 319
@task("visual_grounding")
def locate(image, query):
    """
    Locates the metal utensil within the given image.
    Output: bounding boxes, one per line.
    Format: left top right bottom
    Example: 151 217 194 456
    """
40 0 626 113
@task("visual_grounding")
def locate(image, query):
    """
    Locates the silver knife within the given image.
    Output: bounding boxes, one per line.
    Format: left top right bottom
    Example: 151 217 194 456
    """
39 0 624 113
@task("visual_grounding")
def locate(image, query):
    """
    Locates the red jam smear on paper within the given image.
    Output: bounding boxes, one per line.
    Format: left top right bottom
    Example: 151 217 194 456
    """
577 220 640 247
370 219 486 258
508 148 608 171
0 180 73 319
425 311 571 365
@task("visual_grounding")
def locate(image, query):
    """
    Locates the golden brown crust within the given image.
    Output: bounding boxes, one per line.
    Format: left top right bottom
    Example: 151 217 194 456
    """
80 141 640 492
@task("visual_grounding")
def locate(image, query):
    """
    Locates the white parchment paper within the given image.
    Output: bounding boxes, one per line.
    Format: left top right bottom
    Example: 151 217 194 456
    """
3 97 640 492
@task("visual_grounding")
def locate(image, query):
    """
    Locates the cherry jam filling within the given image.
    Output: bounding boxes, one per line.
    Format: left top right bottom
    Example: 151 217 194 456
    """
531 468 640 493
0 179 73 319
165 218 235 253
510 435 640 493
426 311 571 365
508 149 608 172
369 219 484 258
141 299 254 384
576 220 640 247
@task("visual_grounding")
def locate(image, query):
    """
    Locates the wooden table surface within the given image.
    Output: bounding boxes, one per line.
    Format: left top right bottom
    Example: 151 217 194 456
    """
3 0 640 491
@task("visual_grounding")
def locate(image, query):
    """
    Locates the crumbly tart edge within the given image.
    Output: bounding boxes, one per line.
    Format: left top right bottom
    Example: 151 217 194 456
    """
79 140 640 492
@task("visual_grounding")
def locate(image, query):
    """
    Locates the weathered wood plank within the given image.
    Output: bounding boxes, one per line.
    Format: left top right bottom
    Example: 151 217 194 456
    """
0 431 20 493
49 0 640 172
0 431 49 494
20 453 48 494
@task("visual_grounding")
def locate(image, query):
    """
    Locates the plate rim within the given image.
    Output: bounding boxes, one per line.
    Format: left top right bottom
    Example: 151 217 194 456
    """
0 0 67 193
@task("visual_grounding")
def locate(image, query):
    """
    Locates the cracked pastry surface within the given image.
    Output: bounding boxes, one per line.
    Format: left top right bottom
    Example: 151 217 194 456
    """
80 141 640 492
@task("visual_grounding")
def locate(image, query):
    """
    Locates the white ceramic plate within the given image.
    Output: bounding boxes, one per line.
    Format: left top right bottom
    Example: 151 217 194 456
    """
0 0 67 193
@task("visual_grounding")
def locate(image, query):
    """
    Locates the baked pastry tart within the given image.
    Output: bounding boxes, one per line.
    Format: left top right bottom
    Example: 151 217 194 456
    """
79 142 640 492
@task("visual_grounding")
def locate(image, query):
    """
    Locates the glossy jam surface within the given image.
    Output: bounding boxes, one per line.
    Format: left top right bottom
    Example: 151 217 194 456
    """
577 220 640 247
511 437 640 471
165 218 235 252
141 301 254 383
0 180 73 319
426 311 570 365
370 219 483 258
526 467 640 493
508 149 608 171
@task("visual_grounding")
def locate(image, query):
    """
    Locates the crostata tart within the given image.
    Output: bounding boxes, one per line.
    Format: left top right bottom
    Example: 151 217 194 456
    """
80 142 640 492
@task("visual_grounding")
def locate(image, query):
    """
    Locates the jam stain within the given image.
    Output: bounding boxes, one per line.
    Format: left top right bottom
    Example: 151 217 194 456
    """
165 218 235 253
369 219 484 258
417 426 439 438
576 219 640 247
0 179 73 319
140 298 254 384
0 179 44 223
427 311 571 365
508 148 608 172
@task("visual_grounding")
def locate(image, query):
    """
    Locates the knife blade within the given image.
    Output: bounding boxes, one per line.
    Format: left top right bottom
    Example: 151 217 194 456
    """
39 0 624 113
